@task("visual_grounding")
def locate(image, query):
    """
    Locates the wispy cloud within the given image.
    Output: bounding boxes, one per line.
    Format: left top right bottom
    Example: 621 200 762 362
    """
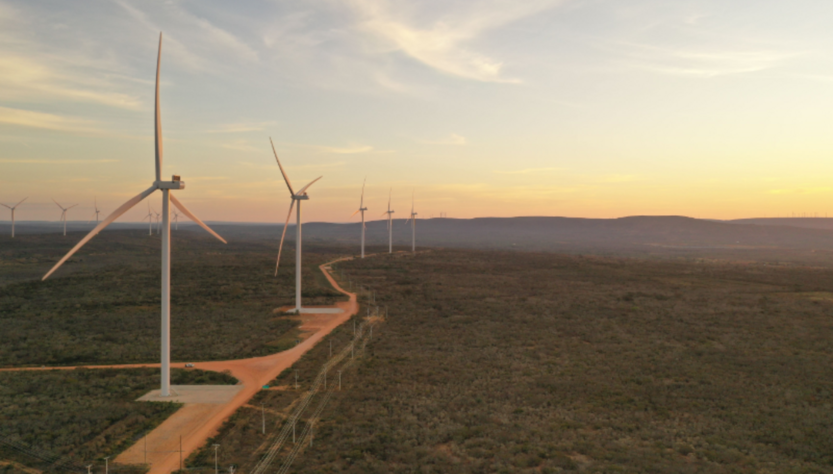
347 0 564 82
493 166 561 174
0 158 118 164
421 133 467 145
207 121 278 133
319 145 374 154
0 106 102 133
621 43 797 77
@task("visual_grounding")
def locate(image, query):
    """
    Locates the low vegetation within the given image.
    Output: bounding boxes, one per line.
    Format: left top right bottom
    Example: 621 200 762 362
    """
0 368 236 473
0 230 344 367
280 249 833 473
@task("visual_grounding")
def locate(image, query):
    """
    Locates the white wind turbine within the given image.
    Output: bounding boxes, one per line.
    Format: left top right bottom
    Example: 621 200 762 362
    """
1 197 26 238
350 178 368 258
404 191 417 254
381 189 394 253
173 209 180 230
142 204 154 235
270 138 321 313
42 33 226 397
53 199 78 236
89 197 102 225
154 209 161 235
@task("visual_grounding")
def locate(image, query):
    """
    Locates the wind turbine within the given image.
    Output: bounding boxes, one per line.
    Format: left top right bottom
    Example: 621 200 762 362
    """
270 137 321 313
42 33 226 398
173 209 180 230
53 199 78 236
381 189 394 253
89 198 101 224
405 191 417 254
154 209 161 235
142 204 154 235
350 178 368 258
1 197 26 238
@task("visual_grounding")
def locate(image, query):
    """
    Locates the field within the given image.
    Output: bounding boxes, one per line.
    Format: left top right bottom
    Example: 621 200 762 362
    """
0 368 236 474
0 229 344 367
274 249 833 473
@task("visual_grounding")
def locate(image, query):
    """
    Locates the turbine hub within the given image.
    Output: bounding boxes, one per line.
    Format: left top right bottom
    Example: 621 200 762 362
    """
156 180 186 190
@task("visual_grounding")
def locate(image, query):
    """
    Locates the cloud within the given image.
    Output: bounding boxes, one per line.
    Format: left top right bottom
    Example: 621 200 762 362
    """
422 133 467 145
347 0 563 82
493 166 561 174
207 121 278 133
0 106 102 133
319 145 374 154
0 54 142 109
0 158 119 164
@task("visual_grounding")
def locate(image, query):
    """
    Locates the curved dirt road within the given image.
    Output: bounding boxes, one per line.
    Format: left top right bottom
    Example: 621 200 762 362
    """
2 257 359 474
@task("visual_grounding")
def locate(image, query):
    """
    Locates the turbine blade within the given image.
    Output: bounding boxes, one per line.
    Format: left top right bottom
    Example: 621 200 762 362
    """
67 204 78 210
0 203 10 210
170 194 227 244
52 198 63 210
350 209 360 218
270 137 295 195
43 185 157 280
275 200 296 276
154 32 163 182
15 197 27 208
360 177 366 207
296 176 322 196
380 211 387 217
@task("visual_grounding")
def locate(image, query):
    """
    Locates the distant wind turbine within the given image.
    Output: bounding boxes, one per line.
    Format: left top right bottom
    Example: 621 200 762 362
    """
155 209 161 235
173 209 180 230
90 198 101 224
350 178 368 258
271 137 322 313
381 189 394 253
404 191 417 254
42 33 226 398
142 204 154 235
1 197 26 238
53 199 78 236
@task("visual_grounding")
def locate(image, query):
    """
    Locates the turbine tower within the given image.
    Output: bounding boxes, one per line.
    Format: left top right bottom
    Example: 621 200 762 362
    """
405 192 417 254
155 210 161 235
270 137 322 313
350 178 368 258
381 189 394 253
1 197 26 238
42 33 226 398
173 209 180 230
53 199 77 236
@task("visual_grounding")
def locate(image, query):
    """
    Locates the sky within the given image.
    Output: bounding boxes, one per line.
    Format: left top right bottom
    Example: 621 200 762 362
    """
2 0 833 223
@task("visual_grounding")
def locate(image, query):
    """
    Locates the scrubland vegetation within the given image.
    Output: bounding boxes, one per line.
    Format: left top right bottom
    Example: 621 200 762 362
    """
279 249 833 473
0 230 343 367
0 368 236 473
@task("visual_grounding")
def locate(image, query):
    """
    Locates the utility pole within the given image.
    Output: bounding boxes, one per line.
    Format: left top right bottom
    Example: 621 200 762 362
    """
213 444 220 474
86 465 92 474
261 402 266 434
104 457 109 474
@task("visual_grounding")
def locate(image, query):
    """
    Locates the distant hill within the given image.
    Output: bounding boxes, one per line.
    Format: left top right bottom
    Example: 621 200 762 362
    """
726 217 833 231
6 216 833 263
